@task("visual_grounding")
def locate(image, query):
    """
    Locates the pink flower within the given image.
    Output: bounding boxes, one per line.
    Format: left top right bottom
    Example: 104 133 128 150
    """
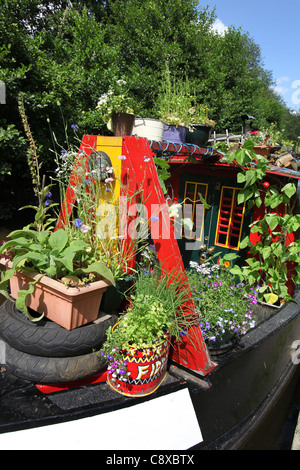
105 177 114 183
80 224 90 233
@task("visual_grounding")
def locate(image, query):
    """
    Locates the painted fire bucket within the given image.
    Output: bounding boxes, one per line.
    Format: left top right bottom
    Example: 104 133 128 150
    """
107 337 170 397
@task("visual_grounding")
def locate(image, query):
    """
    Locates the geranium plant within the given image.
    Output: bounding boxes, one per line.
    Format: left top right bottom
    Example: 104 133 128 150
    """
187 259 257 347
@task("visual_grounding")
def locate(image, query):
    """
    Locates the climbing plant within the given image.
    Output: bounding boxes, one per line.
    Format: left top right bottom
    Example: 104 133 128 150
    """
222 139 300 304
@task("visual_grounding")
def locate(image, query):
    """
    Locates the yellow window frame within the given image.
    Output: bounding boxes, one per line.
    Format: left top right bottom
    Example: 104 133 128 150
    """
214 186 246 250
182 181 208 241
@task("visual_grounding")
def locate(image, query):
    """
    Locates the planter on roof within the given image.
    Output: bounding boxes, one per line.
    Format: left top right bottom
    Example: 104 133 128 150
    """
186 124 213 147
132 117 165 142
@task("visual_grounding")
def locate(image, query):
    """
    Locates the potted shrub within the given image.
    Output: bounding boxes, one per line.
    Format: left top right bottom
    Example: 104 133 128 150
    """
96 79 135 136
101 268 196 397
186 259 257 354
186 102 216 147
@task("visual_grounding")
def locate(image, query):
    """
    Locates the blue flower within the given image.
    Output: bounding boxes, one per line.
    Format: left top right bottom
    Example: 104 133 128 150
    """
45 199 51 207
75 218 83 228
71 124 78 131
180 329 187 337
46 191 52 198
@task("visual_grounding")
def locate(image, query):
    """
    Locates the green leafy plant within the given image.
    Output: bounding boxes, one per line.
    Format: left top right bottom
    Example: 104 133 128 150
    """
188 102 215 127
0 228 115 317
156 66 192 127
96 79 134 131
100 268 197 380
187 259 256 347
221 140 300 304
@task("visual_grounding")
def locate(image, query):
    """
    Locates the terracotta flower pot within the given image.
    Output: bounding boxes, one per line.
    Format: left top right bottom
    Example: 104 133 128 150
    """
1 260 109 330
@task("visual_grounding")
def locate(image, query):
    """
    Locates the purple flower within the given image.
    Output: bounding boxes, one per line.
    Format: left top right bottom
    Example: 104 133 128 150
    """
180 329 187 336
150 215 159 222
71 124 78 131
61 150 67 155
45 199 51 207
46 191 52 198
75 218 83 228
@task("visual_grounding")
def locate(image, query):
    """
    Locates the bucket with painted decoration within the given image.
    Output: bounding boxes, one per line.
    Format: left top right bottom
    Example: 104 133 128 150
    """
107 334 170 397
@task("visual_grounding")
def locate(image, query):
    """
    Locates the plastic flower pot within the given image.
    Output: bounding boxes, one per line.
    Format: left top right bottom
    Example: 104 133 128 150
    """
107 331 170 397
185 125 213 147
163 124 187 144
1 260 109 330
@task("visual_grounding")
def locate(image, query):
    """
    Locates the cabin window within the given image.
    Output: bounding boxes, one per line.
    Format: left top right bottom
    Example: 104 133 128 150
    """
182 181 208 240
215 186 246 250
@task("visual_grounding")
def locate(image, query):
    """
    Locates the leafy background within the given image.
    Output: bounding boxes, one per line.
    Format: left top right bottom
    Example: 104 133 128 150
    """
1 0 299 224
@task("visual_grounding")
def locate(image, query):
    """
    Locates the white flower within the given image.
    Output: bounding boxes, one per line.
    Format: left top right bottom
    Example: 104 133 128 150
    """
168 203 181 218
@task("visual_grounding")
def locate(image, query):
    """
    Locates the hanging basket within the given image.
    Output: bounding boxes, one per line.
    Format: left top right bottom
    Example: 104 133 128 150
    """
107 335 170 397
111 112 135 137
132 117 165 142
163 124 187 144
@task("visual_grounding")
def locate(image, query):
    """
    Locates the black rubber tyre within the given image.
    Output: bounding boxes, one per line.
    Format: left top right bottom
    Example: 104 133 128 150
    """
0 300 118 358
5 342 107 384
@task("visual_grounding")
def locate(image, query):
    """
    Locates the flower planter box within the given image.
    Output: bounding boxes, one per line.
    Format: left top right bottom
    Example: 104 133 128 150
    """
0 259 109 330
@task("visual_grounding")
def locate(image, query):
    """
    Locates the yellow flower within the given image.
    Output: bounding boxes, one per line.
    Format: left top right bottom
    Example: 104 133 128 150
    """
224 260 230 268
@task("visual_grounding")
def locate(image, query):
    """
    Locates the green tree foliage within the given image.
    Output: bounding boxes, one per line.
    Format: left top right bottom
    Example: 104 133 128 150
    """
0 0 294 221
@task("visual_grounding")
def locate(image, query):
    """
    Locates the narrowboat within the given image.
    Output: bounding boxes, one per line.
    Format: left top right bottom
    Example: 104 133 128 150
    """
0 135 300 451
